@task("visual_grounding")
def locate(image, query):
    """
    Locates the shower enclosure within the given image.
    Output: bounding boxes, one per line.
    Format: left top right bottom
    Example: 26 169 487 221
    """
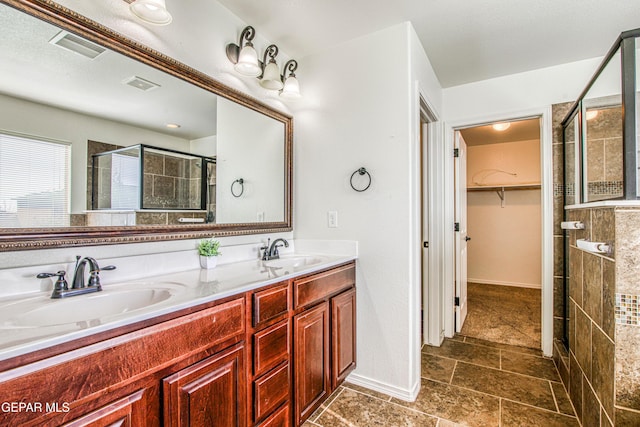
561 29 640 348
91 144 216 221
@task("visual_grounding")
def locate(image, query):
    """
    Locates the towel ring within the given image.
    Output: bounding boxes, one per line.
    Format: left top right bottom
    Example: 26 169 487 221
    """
350 167 371 192
231 178 244 197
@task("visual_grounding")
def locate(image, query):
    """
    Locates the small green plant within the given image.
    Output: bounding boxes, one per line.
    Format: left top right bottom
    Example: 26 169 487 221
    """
197 238 221 257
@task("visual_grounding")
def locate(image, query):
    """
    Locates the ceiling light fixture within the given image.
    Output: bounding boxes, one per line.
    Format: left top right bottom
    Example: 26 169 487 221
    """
492 122 511 131
129 0 172 26
226 26 302 100
165 123 181 129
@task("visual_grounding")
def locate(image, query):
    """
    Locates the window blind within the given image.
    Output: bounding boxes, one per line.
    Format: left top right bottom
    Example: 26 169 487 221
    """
0 132 71 227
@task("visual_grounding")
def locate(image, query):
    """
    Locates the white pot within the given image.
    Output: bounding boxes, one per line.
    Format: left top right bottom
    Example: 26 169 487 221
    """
199 255 218 269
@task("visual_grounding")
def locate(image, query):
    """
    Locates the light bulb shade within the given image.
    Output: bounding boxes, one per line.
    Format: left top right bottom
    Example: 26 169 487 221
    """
260 61 284 90
235 45 262 77
130 0 172 25
280 75 301 99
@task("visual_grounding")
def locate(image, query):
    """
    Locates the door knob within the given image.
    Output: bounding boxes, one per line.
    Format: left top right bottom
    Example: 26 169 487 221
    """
465 236 471 242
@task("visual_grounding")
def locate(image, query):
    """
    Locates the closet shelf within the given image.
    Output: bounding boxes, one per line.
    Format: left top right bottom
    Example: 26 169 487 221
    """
467 183 541 208
467 184 541 192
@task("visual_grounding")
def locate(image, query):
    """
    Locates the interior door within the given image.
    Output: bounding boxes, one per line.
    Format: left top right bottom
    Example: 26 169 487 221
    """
454 132 468 332
421 120 429 343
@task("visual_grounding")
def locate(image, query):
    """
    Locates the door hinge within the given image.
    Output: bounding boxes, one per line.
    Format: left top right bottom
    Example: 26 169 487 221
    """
454 222 460 232
454 297 460 306
453 148 459 158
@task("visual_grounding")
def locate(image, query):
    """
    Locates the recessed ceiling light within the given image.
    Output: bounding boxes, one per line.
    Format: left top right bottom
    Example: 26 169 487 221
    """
166 123 181 129
492 123 511 131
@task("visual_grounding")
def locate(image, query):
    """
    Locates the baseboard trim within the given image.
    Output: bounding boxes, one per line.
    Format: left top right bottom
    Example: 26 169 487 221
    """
346 373 420 402
467 278 542 289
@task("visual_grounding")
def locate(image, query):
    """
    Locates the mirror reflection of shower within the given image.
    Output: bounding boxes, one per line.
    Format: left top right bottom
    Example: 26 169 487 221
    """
90 143 217 224
205 159 216 223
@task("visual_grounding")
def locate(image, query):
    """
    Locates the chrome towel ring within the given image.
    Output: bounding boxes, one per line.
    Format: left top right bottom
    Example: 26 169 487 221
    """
350 167 371 192
231 178 244 197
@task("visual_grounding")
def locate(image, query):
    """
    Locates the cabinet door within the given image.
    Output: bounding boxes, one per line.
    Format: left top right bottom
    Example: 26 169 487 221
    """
293 302 329 426
163 343 246 427
331 288 356 389
63 389 150 427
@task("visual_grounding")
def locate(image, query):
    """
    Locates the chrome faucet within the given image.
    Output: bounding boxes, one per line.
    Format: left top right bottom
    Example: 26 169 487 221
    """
37 256 116 299
261 238 289 261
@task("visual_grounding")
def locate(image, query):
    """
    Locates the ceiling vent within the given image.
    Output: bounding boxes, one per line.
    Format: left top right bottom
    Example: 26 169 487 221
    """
122 76 161 92
49 31 106 59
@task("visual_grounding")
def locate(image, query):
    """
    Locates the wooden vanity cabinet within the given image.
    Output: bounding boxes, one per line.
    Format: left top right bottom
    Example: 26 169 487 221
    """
163 343 246 427
292 262 356 426
248 281 292 426
0 261 355 427
0 296 246 427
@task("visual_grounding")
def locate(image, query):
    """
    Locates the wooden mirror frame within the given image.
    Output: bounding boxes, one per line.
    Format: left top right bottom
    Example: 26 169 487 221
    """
0 0 293 252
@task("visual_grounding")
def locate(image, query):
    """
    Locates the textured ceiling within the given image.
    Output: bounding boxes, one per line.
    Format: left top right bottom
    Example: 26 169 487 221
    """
216 0 640 87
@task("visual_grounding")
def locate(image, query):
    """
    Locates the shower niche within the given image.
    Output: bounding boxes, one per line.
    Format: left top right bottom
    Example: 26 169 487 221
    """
89 144 216 226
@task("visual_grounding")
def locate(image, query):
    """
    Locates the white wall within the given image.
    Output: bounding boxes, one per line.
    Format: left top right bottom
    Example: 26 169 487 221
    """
294 22 442 399
443 57 603 123
216 98 285 223
0 93 190 214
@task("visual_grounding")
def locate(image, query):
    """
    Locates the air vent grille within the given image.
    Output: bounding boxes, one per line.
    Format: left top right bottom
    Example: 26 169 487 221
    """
122 76 161 92
49 31 106 59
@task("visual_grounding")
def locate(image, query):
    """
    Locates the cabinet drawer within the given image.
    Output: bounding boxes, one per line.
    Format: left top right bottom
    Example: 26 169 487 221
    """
257 403 290 427
253 282 289 327
254 320 290 377
254 363 290 422
294 263 355 308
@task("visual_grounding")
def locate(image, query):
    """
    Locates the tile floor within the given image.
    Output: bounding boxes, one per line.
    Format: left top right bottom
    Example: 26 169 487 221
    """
460 283 541 349
303 336 579 426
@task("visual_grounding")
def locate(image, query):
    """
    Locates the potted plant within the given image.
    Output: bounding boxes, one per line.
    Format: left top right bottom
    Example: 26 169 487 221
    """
197 238 221 269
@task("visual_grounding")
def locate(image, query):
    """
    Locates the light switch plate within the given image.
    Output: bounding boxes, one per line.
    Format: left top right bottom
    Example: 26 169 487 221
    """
328 211 338 228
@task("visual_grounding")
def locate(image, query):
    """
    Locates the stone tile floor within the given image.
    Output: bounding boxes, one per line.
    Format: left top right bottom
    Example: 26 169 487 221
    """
303 335 578 426
460 282 541 349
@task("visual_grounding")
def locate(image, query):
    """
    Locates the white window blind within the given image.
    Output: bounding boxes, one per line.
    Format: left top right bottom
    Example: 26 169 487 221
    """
0 132 71 227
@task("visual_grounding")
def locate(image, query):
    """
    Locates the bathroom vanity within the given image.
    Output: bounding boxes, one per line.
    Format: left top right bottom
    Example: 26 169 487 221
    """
0 258 356 427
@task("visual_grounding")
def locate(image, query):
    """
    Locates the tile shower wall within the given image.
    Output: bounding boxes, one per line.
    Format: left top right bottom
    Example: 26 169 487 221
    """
142 151 202 210
558 207 640 426
552 103 640 426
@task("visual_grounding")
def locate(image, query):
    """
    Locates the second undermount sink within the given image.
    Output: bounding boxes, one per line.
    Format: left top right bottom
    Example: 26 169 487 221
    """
0 282 186 328
262 255 327 269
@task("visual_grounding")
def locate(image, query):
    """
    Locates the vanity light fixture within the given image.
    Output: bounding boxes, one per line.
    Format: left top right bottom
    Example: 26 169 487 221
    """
226 26 302 99
260 45 284 90
280 60 301 99
226 26 262 77
129 0 172 26
492 122 511 131
586 110 599 120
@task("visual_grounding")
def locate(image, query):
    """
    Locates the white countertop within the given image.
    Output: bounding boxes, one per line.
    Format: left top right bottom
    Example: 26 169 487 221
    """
0 249 356 363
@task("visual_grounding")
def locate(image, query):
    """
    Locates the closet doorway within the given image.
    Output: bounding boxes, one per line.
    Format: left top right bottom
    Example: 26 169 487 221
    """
454 118 543 349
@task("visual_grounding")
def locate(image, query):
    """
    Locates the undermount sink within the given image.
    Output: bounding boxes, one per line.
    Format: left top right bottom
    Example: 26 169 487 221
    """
262 255 326 269
0 282 186 328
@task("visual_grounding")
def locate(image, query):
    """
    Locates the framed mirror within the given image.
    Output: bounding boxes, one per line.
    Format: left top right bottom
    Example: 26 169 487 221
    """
0 0 292 251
